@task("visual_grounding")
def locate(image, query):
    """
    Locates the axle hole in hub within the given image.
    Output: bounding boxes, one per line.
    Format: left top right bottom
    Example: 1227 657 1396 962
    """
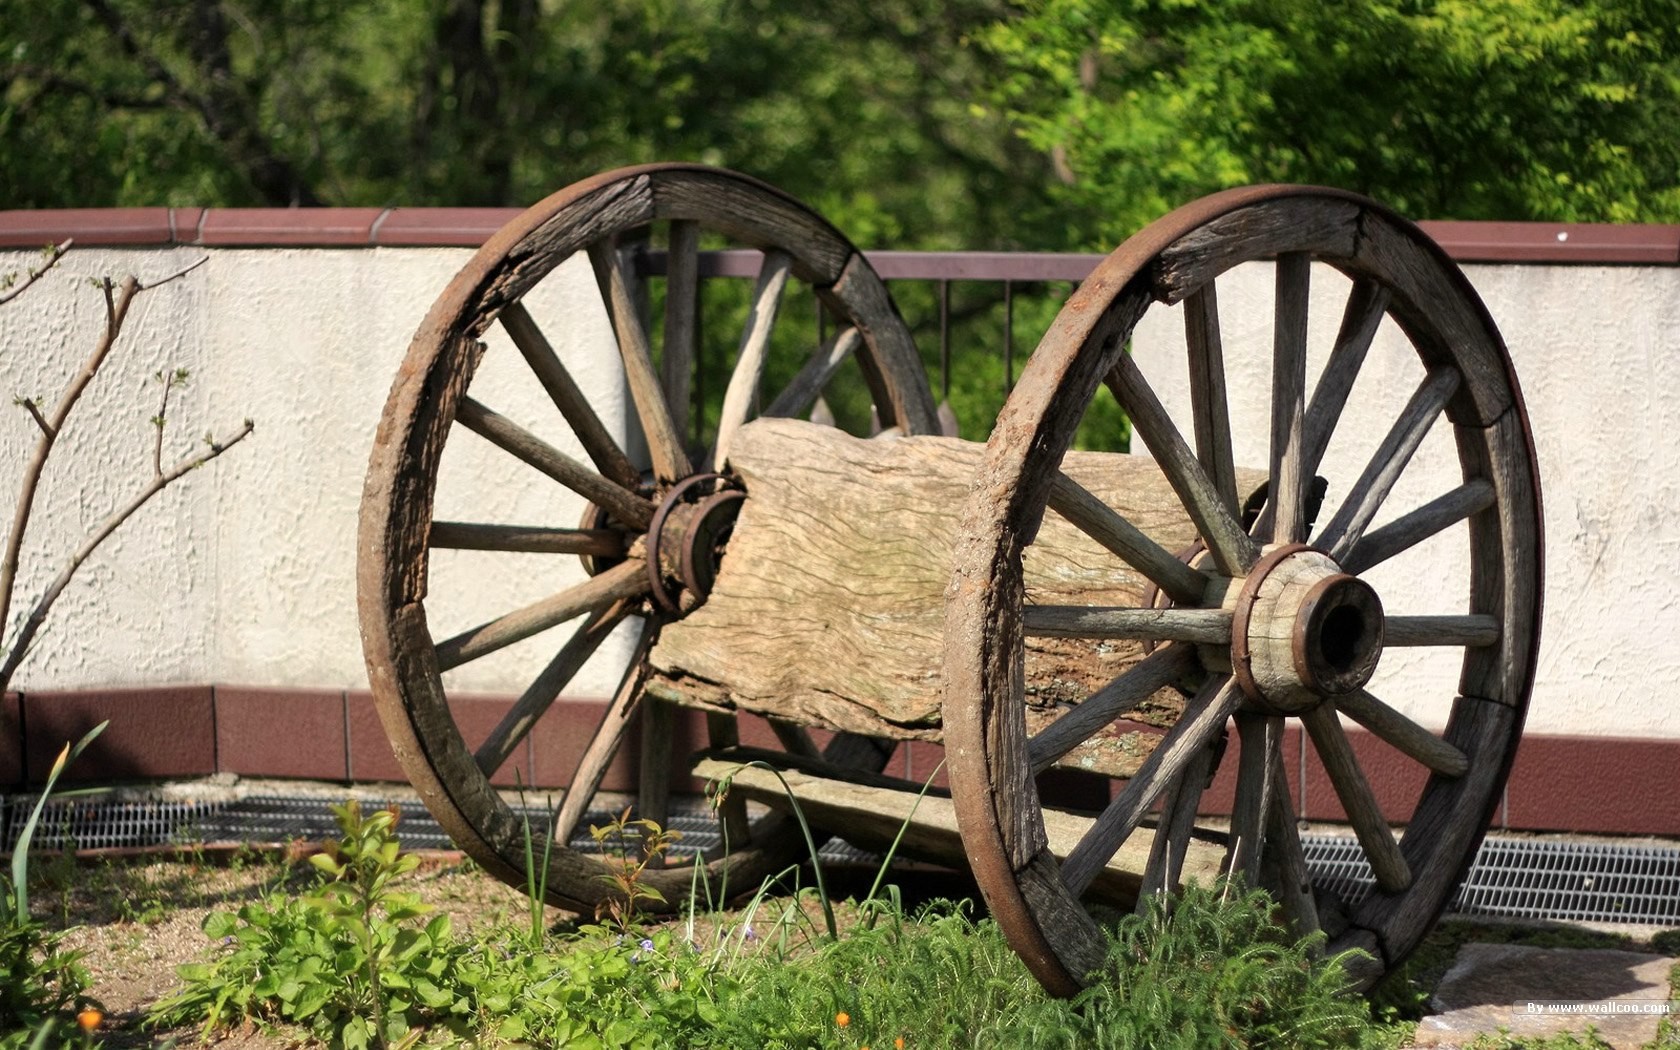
1319 604 1368 673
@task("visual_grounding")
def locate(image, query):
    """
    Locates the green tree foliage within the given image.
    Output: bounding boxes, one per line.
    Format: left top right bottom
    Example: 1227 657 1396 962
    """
979 0 1680 248
0 0 1050 249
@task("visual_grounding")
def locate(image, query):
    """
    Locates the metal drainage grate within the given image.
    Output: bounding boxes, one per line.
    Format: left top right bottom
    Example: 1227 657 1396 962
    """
0 793 873 865
1301 833 1680 925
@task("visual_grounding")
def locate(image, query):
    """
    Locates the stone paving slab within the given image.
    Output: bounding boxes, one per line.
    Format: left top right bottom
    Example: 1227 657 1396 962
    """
1414 943 1678 1048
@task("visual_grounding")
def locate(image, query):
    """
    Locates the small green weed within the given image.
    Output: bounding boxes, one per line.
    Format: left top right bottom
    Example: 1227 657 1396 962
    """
590 805 683 936
149 800 471 1050
0 723 105 1045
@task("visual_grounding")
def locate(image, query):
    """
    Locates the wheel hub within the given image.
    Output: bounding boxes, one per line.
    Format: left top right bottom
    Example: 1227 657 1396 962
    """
644 473 746 614
1229 543 1384 714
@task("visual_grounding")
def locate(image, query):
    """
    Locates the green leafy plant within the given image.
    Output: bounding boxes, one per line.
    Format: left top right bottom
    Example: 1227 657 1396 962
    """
150 800 470 1050
0 721 106 1042
589 806 683 936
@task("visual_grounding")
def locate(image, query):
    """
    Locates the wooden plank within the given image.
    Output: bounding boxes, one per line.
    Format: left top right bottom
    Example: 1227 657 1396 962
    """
713 250 793 468
821 252 941 436
1457 410 1543 706
1183 283 1238 515
455 396 653 530
1340 479 1493 575
1048 473 1206 606
1061 676 1242 896
649 168 852 284
691 756 1223 899
761 327 861 421
429 522 626 556
1301 705 1410 893
1023 606 1230 643
1384 614 1499 647
474 603 632 776
638 698 676 829
589 242 693 483
499 301 641 489
1337 689 1469 777
661 219 699 443
1106 354 1259 575
1318 366 1460 561
1269 253 1311 543
1154 197 1360 303
434 557 647 671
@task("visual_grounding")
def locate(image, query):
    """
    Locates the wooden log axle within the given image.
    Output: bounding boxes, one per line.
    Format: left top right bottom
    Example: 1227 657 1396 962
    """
645 418 1262 779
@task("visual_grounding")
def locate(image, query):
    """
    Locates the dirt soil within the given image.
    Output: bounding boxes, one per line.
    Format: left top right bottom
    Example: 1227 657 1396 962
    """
36 848 535 1048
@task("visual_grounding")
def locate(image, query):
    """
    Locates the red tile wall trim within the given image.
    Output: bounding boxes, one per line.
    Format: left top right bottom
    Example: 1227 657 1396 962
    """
4 686 1679 838
0 208 1676 265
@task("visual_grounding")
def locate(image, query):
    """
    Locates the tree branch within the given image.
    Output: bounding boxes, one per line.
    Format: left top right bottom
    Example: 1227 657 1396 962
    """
0 239 72 307
0 276 139 654
0 420 255 689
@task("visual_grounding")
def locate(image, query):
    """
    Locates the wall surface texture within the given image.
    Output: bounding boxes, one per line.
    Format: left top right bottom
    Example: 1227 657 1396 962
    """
2 212 1676 836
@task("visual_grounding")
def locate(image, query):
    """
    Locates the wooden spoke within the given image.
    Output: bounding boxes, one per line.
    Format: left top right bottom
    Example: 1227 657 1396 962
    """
474 603 633 776
1337 689 1469 777
762 327 862 421
713 250 794 468
456 397 653 530
589 241 693 482
1261 765 1320 938
1061 676 1243 897
1108 356 1258 575
1302 279 1391 477
1301 705 1411 893
1048 473 1206 606
1383 614 1500 647
1341 479 1494 575
552 624 658 845
500 302 640 490
1317 366 1460 561
661 219 700 442
434 558 647 671
1135 743 1217 910
1228 712 1281 881
1184 284 1238 515
1023 605 1230 644
1269 253 1311 543
1029 643 1199 773
429 522 627 556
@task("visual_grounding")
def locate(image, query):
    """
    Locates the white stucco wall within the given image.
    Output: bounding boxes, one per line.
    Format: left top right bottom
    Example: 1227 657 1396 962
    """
0 245 638 701
1129 260 1680 739
2 245 1676 738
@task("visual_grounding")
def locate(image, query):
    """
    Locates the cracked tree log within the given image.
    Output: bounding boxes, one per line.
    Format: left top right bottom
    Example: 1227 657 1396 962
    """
643 417 1262 780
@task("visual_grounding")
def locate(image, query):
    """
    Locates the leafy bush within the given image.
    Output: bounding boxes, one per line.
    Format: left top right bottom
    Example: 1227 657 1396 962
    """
149 801 472 1049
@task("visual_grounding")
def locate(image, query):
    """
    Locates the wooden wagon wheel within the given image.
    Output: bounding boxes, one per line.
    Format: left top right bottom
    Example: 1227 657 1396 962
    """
360 163 939 912
944 185 1541 995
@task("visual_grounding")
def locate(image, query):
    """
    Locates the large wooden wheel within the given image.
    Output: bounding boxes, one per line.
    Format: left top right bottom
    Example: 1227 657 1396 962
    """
360 164 939 911
944 186 1541 995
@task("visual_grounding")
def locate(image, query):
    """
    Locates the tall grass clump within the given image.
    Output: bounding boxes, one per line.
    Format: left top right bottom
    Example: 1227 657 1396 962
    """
985 880 1382 1050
